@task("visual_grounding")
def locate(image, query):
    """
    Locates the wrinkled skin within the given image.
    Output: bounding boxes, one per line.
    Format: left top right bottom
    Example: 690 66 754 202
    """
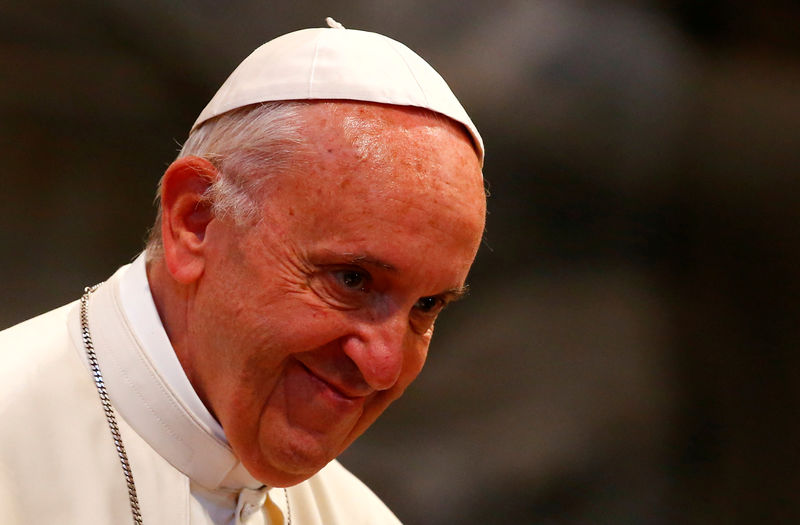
150 102 486 487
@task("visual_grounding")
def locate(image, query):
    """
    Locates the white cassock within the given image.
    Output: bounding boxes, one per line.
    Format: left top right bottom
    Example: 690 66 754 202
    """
0 254 402 524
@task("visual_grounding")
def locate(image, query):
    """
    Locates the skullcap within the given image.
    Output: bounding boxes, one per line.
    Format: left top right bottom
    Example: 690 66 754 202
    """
193 18 484 164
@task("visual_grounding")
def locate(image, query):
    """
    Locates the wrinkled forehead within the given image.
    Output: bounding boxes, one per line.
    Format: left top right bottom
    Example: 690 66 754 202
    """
293 102 483 190
237 102 485 236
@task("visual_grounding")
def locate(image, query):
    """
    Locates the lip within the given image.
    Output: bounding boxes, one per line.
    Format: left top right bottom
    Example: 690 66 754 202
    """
296 361 371 401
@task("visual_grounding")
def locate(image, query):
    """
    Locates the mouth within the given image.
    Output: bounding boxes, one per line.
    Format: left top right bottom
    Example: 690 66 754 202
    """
296 361 369 402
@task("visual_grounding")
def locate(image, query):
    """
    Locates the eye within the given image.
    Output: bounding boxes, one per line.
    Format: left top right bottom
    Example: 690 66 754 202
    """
410 296 447 335
333 269 371 292
308 266 374 310
414 296 443 314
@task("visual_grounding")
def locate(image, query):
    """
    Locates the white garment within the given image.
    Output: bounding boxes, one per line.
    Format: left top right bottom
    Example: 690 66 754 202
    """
118 254 261 523
117 253 226 444
0 262 402 525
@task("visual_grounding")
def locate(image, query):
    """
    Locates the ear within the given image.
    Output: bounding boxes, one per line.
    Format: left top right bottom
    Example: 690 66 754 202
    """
159 156 217 284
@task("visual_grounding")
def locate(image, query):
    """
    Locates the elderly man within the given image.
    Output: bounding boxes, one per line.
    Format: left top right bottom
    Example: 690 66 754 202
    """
0 19 485 524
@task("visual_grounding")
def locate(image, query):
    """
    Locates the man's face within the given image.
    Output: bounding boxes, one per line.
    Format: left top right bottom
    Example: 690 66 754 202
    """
183 103 486 487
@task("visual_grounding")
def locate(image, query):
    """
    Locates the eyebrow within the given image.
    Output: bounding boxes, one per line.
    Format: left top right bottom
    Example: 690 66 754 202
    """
442 284 470 302
344 253 396 271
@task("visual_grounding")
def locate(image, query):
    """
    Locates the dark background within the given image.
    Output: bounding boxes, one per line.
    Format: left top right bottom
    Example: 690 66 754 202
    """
2 1 799 523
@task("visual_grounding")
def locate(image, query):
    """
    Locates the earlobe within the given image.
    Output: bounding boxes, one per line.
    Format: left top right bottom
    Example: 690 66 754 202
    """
160 156 218 284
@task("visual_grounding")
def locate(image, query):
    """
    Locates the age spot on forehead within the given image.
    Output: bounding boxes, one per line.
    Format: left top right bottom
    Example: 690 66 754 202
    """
296 102 484 210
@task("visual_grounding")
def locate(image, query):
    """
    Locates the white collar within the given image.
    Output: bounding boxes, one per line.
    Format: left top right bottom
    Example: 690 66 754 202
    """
118 253 227 444
78 253 264 491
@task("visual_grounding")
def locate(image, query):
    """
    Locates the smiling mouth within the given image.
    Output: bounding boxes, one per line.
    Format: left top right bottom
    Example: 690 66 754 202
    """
297 361 367 401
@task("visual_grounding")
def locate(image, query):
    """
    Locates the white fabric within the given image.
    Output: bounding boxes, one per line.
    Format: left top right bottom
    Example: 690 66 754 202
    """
118 253 262 522
0 264 402 524
79 265 260 492
192 20 484 164
118 253 226 444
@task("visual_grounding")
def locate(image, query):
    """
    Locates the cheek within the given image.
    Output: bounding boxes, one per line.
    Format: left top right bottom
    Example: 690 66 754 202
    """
405 343 429 384
389 340 430 400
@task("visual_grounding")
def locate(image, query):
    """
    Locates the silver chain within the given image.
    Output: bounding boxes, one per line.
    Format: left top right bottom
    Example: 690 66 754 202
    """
81 284 143 525
284 487 292 525
81 284 293 524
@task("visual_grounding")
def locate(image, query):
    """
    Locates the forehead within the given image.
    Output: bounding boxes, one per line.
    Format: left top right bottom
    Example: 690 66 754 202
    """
288 102 483 201
250 102 486 270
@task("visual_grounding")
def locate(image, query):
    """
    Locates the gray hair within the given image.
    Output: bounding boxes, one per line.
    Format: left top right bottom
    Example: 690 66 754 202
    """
145 101 307 260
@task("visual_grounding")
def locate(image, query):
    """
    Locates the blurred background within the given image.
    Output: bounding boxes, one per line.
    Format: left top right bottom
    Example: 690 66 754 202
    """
2 1 799 523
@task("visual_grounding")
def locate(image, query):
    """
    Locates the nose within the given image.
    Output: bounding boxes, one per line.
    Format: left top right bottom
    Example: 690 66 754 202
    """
342 313 408 392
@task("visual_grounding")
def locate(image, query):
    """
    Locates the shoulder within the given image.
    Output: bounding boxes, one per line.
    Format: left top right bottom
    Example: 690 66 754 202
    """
0 303 78 393
0 301 96 426
292 459 402 524
0 302 129 523
0 303 76 370
0 301 99 442
0 302 75 349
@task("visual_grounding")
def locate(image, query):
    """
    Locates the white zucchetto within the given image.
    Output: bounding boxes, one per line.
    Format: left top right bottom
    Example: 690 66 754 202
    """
192 18 484 164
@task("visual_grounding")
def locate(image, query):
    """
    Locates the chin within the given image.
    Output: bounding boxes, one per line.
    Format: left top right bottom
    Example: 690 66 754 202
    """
252 465 319 488
259 458 337 488
245 433 340 487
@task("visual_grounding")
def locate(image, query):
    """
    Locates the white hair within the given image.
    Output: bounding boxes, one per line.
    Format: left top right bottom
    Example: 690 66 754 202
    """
145 101 307 260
